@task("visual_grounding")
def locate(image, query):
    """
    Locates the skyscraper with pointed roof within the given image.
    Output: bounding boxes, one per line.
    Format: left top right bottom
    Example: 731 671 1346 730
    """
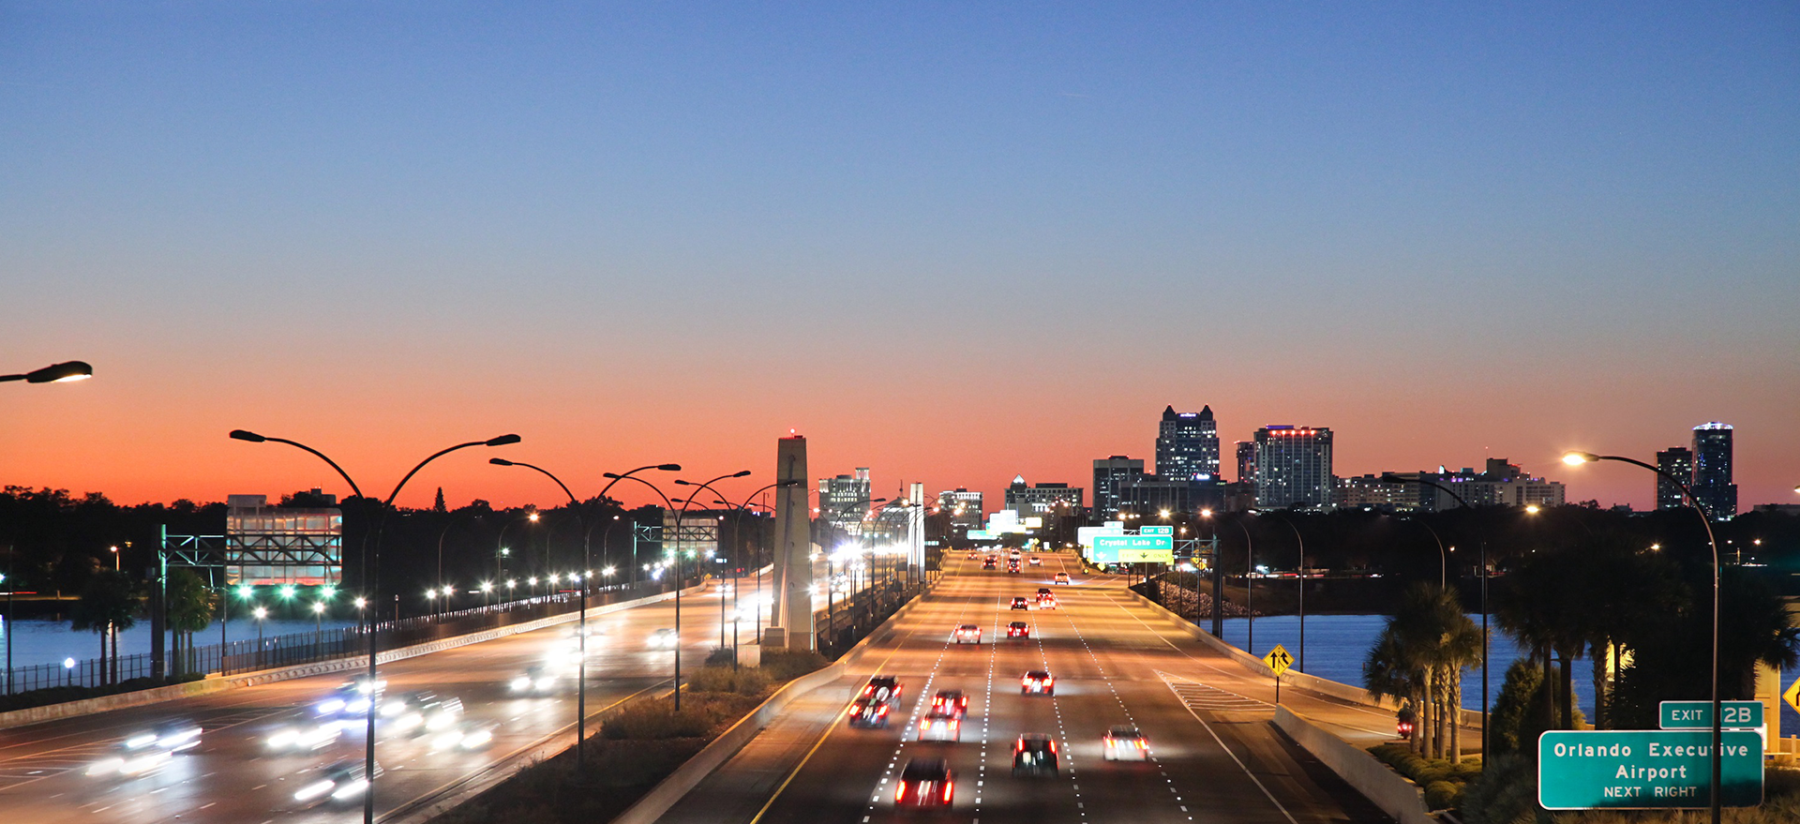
1155 405 1220 482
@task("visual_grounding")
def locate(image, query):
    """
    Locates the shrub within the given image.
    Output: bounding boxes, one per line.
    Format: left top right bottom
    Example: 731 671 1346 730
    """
704 646 735 666
686 664 772 696
1459 753 1537 824
600 701 717 739
1423 780 1461 811
1413 762 1453 785
760 648 828 681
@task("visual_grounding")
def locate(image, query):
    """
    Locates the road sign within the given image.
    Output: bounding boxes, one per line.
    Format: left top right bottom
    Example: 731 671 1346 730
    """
1537 730 1763 810
1785 678 1800 717
1140 525 1174 536
1659 701 1763 730
1263 644 1293 676
1091 535 1173 563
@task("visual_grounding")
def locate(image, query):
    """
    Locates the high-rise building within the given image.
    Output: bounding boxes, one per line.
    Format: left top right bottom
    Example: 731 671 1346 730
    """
1691 423 1737 519
1155 406 1221 481
1003 475 1084 519
1416 459 1565 510
939 488 984 531
1253 426 1334 509
818 468 872 536
1092 456 1146 520
1235 441 1257 486
1655 447 1694 511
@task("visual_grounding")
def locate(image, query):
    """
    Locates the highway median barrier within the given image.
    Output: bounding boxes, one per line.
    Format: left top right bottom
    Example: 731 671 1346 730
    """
1274 706 1438 824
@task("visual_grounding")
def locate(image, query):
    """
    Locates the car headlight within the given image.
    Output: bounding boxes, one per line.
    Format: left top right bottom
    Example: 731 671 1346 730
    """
510 676 532 692
331 778 370 800
86 758 124 777
295 779 336 802
316 699 346 715
460 728 493 749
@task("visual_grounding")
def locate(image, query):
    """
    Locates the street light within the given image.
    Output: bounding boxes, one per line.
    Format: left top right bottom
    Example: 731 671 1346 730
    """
0 361 93 384
1250 511 1307 673
253 606 268 669
230 427 519 824
668 471 750 707
1562 450 1724 824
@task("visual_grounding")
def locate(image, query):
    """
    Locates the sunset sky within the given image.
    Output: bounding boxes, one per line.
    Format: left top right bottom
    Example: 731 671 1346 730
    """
4 3 1796 513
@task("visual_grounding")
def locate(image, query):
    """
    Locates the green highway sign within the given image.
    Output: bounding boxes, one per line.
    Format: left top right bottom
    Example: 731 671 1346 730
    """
1659 701 1763 730
1538 730 1763 810
1091 535 1173 563
1140 525 1174 536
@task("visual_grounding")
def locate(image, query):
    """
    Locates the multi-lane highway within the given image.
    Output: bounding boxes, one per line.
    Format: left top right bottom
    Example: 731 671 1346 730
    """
663 551 1396 824
0 580 751 824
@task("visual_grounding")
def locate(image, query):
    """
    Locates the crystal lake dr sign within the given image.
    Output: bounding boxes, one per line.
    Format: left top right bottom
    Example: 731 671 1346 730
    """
1538 730 1763 810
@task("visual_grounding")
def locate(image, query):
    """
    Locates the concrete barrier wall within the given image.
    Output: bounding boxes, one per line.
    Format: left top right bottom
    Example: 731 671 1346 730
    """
0 582 707 732
1275 706 1436 824
610 584 936 824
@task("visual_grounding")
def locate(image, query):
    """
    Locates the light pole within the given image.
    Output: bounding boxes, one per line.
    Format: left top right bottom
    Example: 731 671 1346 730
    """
670 472 750 708
1228 518 1255 656
312 601 326 658
1249 512 1307 672
230 428 519 824
1562 451 1724 824
252 606 268 669
1382 472 1488 758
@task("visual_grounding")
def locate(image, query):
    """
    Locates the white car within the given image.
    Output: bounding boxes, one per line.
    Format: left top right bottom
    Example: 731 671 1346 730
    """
1103 726 1150 761
951 625 982 644
266 721 343 753
917 712 962 742
648 628 679 649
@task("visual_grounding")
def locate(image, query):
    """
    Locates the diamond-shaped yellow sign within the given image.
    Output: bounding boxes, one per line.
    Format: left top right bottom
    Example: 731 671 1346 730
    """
1264 644 1293 677
1783 676 1800 717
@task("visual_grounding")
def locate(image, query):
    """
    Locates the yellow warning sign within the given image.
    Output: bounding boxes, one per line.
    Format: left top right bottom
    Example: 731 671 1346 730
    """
1264 644 1293 677
1783 676 1800 717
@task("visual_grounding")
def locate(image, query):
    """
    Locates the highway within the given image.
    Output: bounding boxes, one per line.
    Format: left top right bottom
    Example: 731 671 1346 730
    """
0 579 750 824
662 551 1396 824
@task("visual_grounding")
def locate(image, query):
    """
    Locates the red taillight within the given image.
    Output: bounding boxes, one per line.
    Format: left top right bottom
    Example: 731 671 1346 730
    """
862 686 873 696
943 780 953 802
878 705 888 716
1136 739 1147 749
895 780 907 802
1049 740 1057 752
951 720 960 731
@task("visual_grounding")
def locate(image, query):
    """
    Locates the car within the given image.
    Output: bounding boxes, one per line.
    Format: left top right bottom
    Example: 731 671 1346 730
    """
981 557 997 570
1009 550 1022 560
85 721 203 778
952 624 982 644
315 675 386 718
1103 725 1150 761
1053 572 1071 585
967 551 979 560
383 691 463 735
917 711 962 742
1007 560 1021 573
292 759 383 807
848 697 891 728
1010 596 1030 610
1021 670 1054 695
895 758 955 808
1006 620 1030 639
509 664 559 695
1029 556 1043 566
425 721 497 752
930 689 968 718
1012 734 1059 777
1036 593 1058 610
266 720 344 753
1037 587 1052 595
861 675 903 705
647 627 679 649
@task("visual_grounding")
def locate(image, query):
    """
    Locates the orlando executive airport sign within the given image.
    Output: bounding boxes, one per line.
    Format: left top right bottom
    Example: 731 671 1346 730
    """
1537 700 1767 810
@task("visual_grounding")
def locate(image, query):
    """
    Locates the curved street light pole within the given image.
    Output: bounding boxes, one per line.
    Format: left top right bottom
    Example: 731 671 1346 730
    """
1228 518 1255 657
671 473 751 706
230 429 518 824
1562 451 1722 824
1382 473 1487 759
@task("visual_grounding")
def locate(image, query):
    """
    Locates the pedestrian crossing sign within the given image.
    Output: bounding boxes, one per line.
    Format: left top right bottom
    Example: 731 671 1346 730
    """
1264 644 1293 676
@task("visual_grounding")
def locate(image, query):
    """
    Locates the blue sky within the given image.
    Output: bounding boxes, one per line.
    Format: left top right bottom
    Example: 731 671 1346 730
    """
3 2 1796 508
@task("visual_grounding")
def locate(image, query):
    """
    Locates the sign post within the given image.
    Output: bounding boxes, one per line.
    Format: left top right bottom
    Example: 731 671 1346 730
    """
1537 730 1763 810
1263 644 1292 704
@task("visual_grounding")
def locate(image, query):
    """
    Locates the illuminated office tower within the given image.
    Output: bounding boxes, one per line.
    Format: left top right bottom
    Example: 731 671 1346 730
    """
1655 447 1694 511
1690 423 1737 519
1253 426 1334 509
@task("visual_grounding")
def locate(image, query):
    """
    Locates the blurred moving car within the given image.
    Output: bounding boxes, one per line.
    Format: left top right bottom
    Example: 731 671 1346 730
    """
426 721 497 752
981 556 998 570
509 664 559 695
848 697 891 728
1103 725 1150 761
895 758 955 808
1029 556 1043 566
292 759 383 807
647 627 679 649
315 675 386 718
861 675 903 705
1010 596 1030 610
266 720 343 753
1053 572 1071 585
1036 592 1058 610
930 689 968 718
952 624 982 644
1020 670 1055 695
917 711 962 742
85 721 203 778
1012 734 1059 777
384 691 464 735
1006 620 1031 639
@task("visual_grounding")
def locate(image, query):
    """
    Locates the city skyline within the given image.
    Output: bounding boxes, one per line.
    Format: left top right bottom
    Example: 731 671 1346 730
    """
5 4 1796 513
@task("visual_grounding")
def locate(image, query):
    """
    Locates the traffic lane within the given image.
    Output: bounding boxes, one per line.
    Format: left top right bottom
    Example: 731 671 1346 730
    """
0 591 707 823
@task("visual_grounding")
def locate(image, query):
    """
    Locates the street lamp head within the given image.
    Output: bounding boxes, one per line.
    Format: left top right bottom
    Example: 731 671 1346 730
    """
253 606 268 620
236 585 255 599
484 434 523 447
1201 509 1213 518
354 597 367 609
527 512 539 522
24 361 93 383
1562 451 1599 466
229 429 268 443
279 584 296 600
489 457 515 466
1525 504 1541 514
312 601 325 614
657 464 682 471
731 470 751 478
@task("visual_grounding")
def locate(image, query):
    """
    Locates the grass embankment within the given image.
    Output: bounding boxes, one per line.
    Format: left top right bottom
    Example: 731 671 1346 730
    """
430 649 827 824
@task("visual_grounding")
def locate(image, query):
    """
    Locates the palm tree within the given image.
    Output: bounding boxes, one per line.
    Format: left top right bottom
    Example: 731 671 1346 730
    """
1494 550 1586 730
1365 584 1484 761
1364 626 1425 752
71 571 138 686
165 570 216 677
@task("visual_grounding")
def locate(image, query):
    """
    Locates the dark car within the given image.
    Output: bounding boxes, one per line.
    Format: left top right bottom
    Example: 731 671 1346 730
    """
1006 620 1030 639
1021 670 1054 695
861 675 903 706
1012 734 1059 777
293 759 383 807
982 557 998 569
1009 596 1029 610
895 758 955 808
848 697 891 728
931 689 968 718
